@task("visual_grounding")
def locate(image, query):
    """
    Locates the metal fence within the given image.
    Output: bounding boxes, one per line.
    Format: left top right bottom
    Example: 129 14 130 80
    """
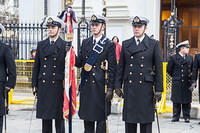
0 23 48 59
0 22 91 60
15 60 34 92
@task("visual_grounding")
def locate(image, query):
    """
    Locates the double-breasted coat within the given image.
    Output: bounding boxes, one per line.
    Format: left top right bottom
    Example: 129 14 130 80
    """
32 37 69 119
115 35 163 123
76 36 116 121
192 54 200 101
167 53 193 104
0 42 16 115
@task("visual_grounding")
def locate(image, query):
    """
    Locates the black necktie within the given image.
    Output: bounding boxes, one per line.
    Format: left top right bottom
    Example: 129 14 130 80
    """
183 55 185 60
137 39 140 45
93 39 96 45
51 41 55 45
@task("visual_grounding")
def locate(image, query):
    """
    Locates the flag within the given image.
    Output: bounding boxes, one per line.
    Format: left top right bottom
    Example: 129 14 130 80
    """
63 47 76 119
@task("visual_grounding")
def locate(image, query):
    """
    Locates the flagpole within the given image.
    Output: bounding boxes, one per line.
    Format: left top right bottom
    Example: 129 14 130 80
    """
69 81 72 133
64 0 75 132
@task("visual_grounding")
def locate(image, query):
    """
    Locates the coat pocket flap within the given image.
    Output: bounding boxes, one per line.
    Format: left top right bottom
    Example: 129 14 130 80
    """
144 75 154 82
172 77 181 81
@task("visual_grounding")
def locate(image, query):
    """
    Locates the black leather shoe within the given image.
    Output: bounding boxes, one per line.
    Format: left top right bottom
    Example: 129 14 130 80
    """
171 118 179 122
184 118 190 123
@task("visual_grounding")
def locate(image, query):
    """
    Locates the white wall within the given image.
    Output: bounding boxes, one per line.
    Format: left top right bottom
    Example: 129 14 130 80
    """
91 0 103 15
73 0 161 42
146 0 161 40
49 0 62 16
73 0 104 18
19 0 64 22
18 0 161 44
107 20 132 44
19 0 44 22
106 0 131 42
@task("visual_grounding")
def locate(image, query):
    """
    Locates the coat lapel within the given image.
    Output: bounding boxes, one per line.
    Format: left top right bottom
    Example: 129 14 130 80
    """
51 37 64 58
41 37 64 57
142 35 150 49
184 55 191 64
126 37 140 54
127 35 149 55
85 36 94 53
40 38 50 57
176 53 186 64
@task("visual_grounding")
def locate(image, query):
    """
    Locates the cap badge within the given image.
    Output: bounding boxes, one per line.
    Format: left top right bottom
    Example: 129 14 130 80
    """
133 16 140 23
47 18 53 23
91 15 97 21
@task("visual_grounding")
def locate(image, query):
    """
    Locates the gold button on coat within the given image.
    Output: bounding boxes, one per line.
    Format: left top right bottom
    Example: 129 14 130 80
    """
130 64 133 67
52 81 55 84
43 80 45 83
139 81 142 84
131 56 134 59
140 64 144 68
53 73 56 76
54 58 56 61
43 72 46 75
44 65 46 68
130 72 133 75
44 58 47 60
129 80 132 83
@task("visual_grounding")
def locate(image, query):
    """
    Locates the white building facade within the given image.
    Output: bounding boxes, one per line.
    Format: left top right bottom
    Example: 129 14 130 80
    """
18 0 161 44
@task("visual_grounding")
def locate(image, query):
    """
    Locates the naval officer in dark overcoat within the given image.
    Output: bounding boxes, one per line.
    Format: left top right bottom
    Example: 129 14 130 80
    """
32 16 69 133
0 23 16 132
75 14 117 133
115 16 163 133
167 40 193 123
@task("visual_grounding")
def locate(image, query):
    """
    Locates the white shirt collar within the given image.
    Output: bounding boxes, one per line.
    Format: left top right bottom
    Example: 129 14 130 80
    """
93 34 103 44
49 36 59 44
179 52 185 57
135 35 145 45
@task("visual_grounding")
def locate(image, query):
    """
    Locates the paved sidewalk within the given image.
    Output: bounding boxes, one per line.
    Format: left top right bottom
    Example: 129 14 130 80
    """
2 104 200 133
5 92 200 133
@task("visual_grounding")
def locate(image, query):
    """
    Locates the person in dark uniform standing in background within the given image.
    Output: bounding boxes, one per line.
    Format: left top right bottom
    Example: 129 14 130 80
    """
167 40 193 123
32 16 68 133
75 14 117 133
115 16 163 133
0 23 16 132
190 42 200 124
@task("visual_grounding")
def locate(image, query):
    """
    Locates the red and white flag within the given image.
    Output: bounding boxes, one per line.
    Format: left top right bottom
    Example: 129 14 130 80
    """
63 47 76 119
